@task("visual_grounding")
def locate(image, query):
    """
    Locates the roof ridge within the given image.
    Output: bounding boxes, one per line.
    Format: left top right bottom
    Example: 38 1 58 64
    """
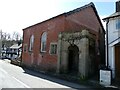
23 2 95 30
65 2 95 16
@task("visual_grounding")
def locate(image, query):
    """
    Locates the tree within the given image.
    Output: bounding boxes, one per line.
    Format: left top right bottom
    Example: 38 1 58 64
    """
0 30 22 48
12 31 22 41
0 30 12 41
0 30 22 58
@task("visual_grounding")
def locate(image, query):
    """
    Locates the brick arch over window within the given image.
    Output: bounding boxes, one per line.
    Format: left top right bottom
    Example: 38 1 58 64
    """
29 35 34 51
41 32 47 52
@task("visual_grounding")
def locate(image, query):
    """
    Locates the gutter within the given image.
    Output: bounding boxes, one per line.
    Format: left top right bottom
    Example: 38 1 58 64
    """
103 14 120 21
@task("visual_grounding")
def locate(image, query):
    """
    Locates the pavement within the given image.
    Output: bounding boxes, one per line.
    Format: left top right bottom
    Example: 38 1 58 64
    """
2 59 11 63
87 73 120 90
109 78 120 89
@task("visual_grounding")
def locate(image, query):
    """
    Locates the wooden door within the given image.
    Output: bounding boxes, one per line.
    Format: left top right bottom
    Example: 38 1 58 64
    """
115 45 120 78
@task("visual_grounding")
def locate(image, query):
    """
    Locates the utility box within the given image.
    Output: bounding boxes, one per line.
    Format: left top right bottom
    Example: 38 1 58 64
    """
100 69 111 86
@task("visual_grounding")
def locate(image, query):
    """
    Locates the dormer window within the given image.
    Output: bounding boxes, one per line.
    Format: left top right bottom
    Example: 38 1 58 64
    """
116 19 120 30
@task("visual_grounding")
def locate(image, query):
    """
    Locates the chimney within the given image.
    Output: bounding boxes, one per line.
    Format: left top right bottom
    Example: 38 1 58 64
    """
116 0 120 12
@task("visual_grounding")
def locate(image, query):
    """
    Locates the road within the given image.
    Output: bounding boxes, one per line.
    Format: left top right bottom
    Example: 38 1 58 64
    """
0 59 93 89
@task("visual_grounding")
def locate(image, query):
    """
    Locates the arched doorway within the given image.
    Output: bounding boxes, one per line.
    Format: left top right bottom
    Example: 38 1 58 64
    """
68 45 79 74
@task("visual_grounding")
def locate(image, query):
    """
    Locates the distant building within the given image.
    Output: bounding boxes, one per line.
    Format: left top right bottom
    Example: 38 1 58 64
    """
22 2 105 78
103 1 120 79
6 44 22 60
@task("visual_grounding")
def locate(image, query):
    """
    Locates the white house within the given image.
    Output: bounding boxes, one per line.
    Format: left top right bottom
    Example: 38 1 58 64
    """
103 0 120 79
6 44 22 60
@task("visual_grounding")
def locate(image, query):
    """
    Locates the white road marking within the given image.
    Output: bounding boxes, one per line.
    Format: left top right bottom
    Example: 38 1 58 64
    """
0 68 7 74
0 67 30 88
12 76 31 88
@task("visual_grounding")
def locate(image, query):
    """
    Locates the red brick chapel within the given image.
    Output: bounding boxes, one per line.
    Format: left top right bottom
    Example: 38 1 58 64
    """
22 2 105 78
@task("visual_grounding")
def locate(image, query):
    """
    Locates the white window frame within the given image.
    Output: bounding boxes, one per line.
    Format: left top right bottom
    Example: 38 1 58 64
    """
29 35 34 52
41 32 47 52
49 43 57 55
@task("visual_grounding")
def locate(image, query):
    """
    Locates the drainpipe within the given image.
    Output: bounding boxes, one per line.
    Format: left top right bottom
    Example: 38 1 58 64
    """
105 19 109 68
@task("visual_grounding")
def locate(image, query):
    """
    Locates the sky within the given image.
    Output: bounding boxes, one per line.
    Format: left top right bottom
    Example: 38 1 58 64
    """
0 0 117 36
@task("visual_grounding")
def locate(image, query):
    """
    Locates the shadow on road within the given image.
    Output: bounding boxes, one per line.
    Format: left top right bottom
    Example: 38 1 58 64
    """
22 67 89 89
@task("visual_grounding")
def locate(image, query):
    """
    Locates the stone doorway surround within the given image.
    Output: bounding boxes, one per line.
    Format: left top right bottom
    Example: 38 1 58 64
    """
57 30 96 78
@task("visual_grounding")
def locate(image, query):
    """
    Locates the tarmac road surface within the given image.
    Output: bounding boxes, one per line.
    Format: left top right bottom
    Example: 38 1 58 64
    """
0 59 94 89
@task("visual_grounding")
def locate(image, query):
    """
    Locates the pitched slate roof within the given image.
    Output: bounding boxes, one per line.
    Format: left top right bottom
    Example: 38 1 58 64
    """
103 12 120 20
10 44 22 49
23 2 105 33
65 2 94 16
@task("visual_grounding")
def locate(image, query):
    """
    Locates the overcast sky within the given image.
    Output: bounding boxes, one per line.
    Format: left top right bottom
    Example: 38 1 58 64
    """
0 0 117 35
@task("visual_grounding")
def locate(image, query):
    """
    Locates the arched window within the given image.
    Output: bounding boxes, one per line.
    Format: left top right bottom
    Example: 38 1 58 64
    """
41 32 47 52
29 35 34 51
